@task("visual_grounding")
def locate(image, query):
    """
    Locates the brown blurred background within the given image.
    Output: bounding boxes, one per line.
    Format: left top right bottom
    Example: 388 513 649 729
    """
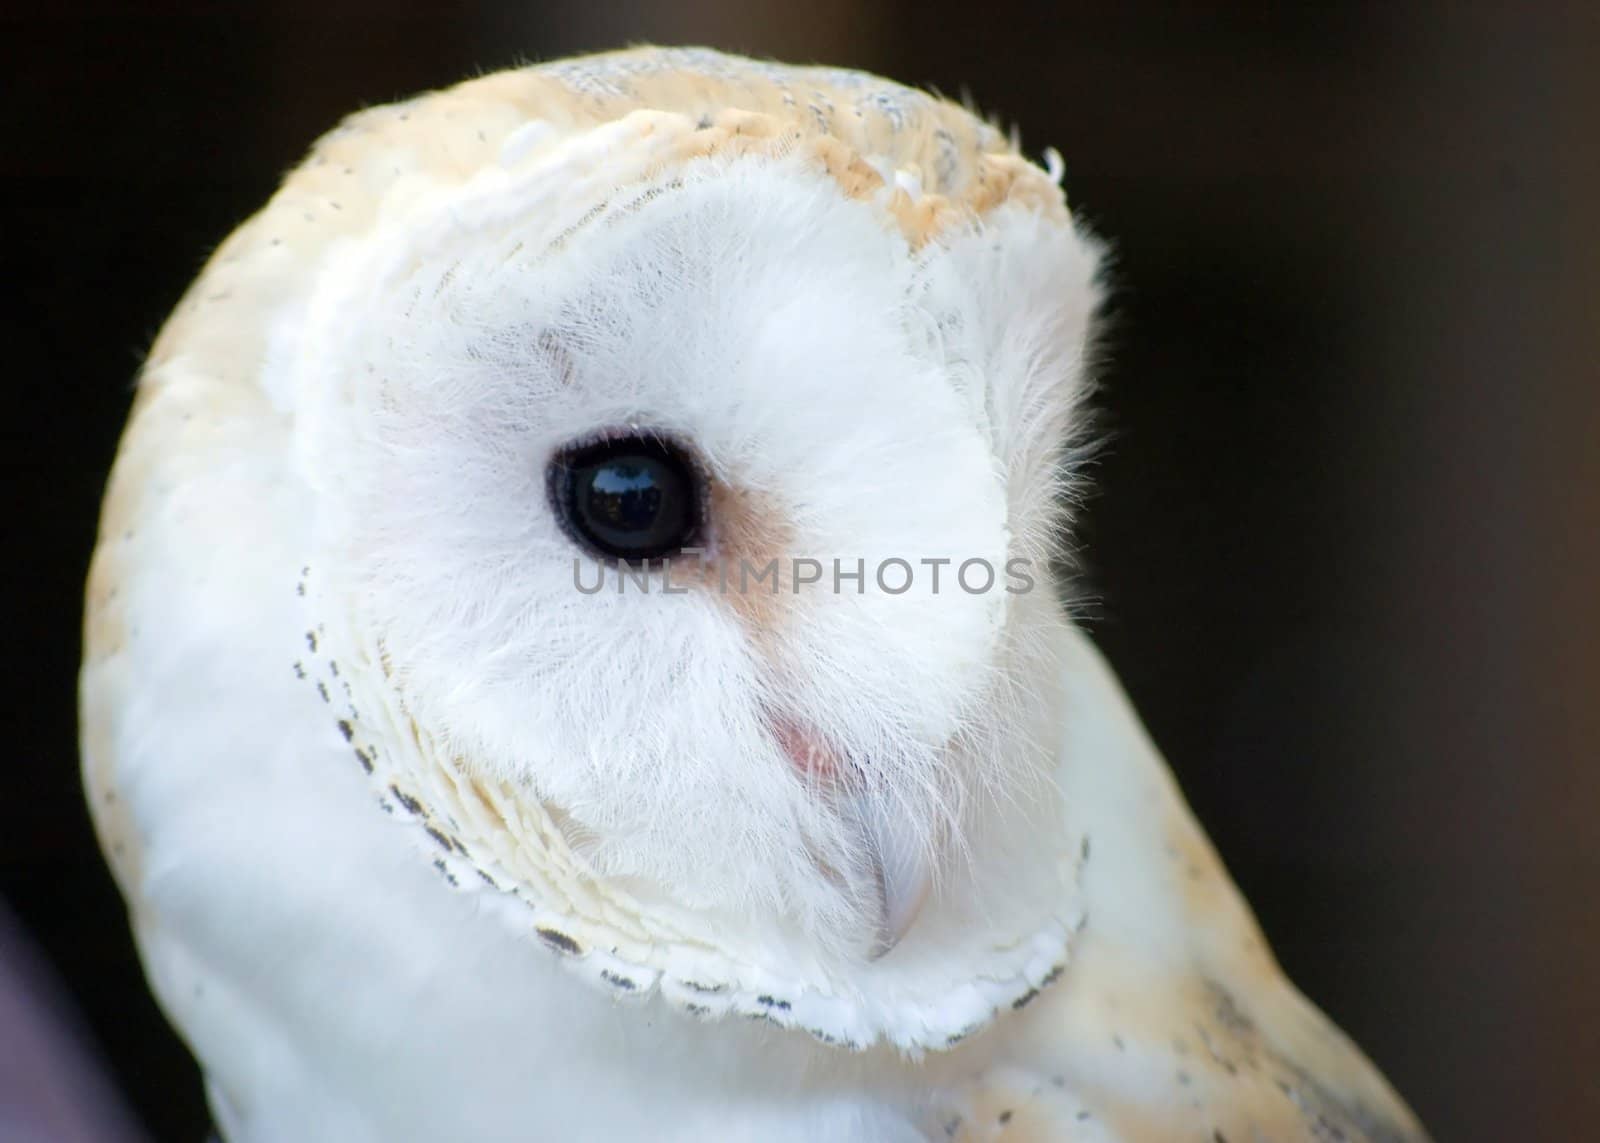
5 3 1597 1140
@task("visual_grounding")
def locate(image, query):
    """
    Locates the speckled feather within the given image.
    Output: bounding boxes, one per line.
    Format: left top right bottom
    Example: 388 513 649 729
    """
82 47 1427 1142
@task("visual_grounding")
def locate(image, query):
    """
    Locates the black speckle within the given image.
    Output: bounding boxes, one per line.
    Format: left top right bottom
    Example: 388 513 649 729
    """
1011 987 1040 1010
423 825 454 852
390 785 423 815
296 581 306 596
328 661 339 677
292 661 306 679
306 631 318 652
476 869 498 888
600 970 637 991
756 994 791 1012
430 858 458 886
680 980 724 994
1039 962 1065 987
1208 981 1255 1033
336 720 353 741
1178 1070 1192 1086
354 749 373 774
316 682 330 703
1310 1116 1348 1143
684 1003 710 1018
695 113 713 129
1080 835 1091 861
1215 1132 1230 1143
1075 1110 1092 1121
538 928 582 955
1113 1034 1126 1051
998 1109 1013 1125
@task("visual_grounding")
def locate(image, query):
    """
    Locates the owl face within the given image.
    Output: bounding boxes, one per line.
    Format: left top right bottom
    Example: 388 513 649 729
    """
279 92 1098 989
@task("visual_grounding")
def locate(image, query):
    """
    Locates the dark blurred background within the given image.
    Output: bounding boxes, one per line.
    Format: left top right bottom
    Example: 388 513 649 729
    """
5 3 1597 1140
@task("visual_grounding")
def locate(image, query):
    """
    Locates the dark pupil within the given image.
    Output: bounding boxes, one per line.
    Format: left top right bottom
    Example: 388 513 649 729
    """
553 436 697 561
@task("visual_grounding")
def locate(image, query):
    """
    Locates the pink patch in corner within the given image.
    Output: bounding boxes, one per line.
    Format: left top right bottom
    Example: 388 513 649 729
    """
768 716 843 784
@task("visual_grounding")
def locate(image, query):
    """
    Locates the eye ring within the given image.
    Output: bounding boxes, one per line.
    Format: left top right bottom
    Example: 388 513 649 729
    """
547 430 706 564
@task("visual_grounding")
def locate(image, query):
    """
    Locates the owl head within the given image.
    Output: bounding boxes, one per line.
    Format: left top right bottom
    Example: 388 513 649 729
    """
223 47 1104 1050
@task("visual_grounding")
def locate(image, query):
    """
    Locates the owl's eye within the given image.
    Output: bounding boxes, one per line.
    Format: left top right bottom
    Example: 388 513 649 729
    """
548 434 703 562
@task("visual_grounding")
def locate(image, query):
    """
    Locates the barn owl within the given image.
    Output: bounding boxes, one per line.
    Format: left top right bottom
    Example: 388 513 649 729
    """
80 46 1427 1142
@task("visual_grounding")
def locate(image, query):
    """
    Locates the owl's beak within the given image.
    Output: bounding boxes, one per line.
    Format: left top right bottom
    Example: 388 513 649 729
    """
769 716 933 958
838 789 933 960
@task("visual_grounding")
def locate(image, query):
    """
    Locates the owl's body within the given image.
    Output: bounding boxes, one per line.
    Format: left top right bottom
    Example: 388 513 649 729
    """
81 48 1425 1141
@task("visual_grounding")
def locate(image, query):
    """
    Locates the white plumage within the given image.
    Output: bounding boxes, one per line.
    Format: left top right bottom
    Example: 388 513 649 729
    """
81 46 1426 1141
